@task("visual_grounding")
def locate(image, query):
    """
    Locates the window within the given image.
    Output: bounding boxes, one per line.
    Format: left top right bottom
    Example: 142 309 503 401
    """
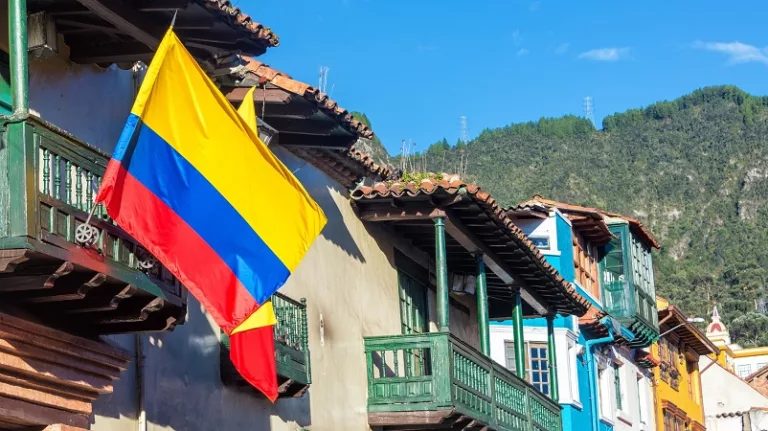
568 342 580 403
663 411 673 431
530 235 550 250
529 343 550 396
738 364 753 379
613 363 623 410
758 362 768 372
573 233 600 299
504 341 518 373
398 268 429 376
398 270 428 335
597 362 615 420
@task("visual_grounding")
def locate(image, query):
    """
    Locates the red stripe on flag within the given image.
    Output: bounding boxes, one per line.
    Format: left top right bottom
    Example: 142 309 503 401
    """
100 161 259 333
230 326 278 402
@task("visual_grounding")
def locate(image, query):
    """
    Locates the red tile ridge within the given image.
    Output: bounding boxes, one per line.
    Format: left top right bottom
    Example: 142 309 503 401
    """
352 176 592 315
526 195 661 249
241 57 374 140
198 0 280 47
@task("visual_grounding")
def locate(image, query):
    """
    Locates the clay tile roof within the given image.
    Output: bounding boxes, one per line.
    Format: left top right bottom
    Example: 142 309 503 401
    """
523 195 660 249
198 0 279 48
289 146 393 188
241 57 373 140
745 363 768 382
351 176 591 316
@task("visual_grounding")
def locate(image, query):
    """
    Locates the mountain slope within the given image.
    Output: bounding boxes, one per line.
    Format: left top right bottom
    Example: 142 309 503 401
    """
400 86 768 343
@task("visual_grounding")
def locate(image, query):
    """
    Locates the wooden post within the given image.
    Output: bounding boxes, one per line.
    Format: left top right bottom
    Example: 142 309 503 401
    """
547 314 559 402
476 254 490 356
512 288 526 378
2 0 35 239
434 217 450 332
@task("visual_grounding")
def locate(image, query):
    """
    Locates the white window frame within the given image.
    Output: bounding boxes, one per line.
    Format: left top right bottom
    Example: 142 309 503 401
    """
597 357 615 424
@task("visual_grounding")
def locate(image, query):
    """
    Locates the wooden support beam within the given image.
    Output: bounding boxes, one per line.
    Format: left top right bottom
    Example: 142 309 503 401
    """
134 0 190 12
73 0 164 49
69 41 153 63
359 206 445 222
442 210 549 315
276 133 354 150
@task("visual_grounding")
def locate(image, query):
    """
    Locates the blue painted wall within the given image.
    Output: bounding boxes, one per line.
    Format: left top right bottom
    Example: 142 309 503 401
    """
555 213 575 282
495 211 612 431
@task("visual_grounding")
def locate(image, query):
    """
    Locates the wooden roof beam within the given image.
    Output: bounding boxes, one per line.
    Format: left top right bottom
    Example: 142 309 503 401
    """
359 205 445 222
74 0 165 49
442 210 549 315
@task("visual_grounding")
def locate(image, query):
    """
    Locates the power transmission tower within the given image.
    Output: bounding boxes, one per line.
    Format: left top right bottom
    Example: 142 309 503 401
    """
583 96 595 127
318 66 330 93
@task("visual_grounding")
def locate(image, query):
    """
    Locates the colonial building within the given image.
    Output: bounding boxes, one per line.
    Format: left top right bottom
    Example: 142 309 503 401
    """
0 1 593 430
652 297 717 431
705 306 768 379
492 197 660 431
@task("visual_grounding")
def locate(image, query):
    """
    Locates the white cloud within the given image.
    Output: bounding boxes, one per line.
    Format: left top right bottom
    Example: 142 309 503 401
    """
555 43 570 55
693 41 768 65
578 47 631 62
512 29 523 46
517 48 530 56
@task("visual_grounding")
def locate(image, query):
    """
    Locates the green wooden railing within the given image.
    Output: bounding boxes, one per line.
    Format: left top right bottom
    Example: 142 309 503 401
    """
221 292 311 387
272 293 311 384
0 117 183 300
365 332 561 431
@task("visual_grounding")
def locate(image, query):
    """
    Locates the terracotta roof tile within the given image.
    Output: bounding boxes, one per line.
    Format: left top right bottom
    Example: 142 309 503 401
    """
523 195 661 249
288 146 393 188
241 58 374 140
351 176 591 316
198 0 279 48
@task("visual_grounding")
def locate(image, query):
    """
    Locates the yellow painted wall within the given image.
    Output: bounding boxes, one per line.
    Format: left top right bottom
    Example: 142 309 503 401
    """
652 340 706 430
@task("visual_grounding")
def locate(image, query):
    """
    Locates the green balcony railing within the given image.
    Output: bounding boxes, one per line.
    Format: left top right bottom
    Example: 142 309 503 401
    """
221 292 310 396
365 332 561 431
0 116 185 334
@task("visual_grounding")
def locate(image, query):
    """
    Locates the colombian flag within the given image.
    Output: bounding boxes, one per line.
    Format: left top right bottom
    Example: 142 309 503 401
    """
95 29 327 401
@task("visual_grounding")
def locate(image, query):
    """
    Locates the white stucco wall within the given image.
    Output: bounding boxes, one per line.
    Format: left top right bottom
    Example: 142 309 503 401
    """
700 356 768 430
603 347 655 431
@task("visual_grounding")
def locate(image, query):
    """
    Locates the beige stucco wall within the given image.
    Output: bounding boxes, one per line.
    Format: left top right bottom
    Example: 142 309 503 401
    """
0 10 482 428
87 147 480 431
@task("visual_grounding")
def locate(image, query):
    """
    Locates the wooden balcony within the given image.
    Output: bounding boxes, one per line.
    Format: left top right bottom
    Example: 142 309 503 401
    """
0 116 186 334
365 333 562 431
600 222 659 347
220 292 311 398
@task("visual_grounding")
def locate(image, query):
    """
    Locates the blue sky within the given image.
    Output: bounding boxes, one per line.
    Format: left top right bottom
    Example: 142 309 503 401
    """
253 1 768 155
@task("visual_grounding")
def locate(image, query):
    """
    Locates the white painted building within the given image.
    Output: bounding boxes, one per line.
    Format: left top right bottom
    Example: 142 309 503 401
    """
698 356 768 431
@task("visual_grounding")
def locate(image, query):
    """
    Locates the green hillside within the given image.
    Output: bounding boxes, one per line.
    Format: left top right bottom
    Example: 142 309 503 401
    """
392 86 768 345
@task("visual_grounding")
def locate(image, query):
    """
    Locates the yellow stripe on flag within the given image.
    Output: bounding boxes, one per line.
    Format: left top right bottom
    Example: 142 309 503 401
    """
231 300 277 335
131 31 326 273
237 86 259 135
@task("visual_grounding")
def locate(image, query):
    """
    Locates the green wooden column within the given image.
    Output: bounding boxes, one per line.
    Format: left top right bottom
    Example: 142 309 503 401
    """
9 0 27 114
475 254 490 356
2 0 34 240
511 288 526 378
546 314 559 402
434 217 450 332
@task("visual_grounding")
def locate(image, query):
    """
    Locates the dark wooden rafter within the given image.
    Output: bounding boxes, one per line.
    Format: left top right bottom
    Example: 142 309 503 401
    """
73 0 165 49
